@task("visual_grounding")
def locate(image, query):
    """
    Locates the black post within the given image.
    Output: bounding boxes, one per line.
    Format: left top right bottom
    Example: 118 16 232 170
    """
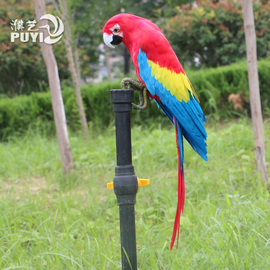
110 89 138 270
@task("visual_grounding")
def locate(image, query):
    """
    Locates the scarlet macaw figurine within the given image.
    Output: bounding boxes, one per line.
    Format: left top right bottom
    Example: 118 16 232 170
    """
102 14 207 249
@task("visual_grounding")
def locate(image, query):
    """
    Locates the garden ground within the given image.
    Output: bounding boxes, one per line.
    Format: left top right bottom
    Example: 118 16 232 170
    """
0 119 270 269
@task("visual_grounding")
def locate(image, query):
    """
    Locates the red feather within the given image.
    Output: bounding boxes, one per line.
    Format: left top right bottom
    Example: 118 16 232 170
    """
171 118 185 249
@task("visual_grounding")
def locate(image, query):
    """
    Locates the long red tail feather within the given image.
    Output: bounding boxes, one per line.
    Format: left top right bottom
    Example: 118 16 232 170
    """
170 118 185 250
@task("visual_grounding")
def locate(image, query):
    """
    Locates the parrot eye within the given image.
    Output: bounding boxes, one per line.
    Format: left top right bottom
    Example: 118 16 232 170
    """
110 24 121 34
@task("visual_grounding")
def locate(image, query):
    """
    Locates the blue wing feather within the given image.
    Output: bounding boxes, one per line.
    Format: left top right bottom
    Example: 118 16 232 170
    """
138 49 207 161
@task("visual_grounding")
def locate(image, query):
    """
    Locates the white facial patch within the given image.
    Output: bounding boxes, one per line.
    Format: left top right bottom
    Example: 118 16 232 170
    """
110 24 120 32
110 24 123 37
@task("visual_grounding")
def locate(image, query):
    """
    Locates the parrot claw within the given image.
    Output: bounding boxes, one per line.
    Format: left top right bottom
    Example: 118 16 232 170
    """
121 78 149 110
121 77 145 91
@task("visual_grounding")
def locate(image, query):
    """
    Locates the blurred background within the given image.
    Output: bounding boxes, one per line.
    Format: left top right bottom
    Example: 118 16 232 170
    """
1 0 269 88
0 0 269 139
0 0 269 135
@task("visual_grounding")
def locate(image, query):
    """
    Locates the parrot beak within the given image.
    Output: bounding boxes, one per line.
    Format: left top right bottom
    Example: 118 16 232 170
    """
103 32 122 48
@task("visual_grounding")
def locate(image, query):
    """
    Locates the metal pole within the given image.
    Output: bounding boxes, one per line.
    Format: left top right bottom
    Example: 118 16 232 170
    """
110 89 138 270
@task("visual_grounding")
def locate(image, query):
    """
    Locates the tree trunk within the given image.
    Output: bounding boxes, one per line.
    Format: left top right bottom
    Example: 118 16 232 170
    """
64 36 88 143
74 38 83 86
123 47 130 75
35 0 74 174
61 0 88 143
242 0 268 182
105 45 111 79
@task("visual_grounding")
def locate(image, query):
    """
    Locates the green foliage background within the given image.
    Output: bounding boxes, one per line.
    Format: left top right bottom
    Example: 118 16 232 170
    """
0 1 70 96
164 0 270 68
1 0 269 95
0 58 269 140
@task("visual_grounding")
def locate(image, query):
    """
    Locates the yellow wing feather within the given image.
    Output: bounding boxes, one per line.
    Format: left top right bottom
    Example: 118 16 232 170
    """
147 60 198 103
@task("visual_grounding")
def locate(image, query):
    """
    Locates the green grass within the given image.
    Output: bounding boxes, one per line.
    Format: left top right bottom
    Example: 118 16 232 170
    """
0 119 270 269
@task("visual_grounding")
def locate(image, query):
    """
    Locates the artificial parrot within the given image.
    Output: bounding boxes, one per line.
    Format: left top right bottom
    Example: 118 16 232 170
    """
102 14 207 249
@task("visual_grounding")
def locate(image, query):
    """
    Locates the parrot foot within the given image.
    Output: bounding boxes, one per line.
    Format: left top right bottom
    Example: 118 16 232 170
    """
121 78 149 110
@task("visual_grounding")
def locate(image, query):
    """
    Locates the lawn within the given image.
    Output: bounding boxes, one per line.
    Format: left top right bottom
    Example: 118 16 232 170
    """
0 119 269 269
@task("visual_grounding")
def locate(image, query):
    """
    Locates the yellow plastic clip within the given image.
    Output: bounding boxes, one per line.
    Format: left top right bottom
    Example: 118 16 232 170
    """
137 178 150 188
107 182 114 189
107 177 150 189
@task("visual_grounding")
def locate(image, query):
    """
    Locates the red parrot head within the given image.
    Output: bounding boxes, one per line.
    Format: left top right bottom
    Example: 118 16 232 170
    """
102 13 156 49
102 14 128 48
